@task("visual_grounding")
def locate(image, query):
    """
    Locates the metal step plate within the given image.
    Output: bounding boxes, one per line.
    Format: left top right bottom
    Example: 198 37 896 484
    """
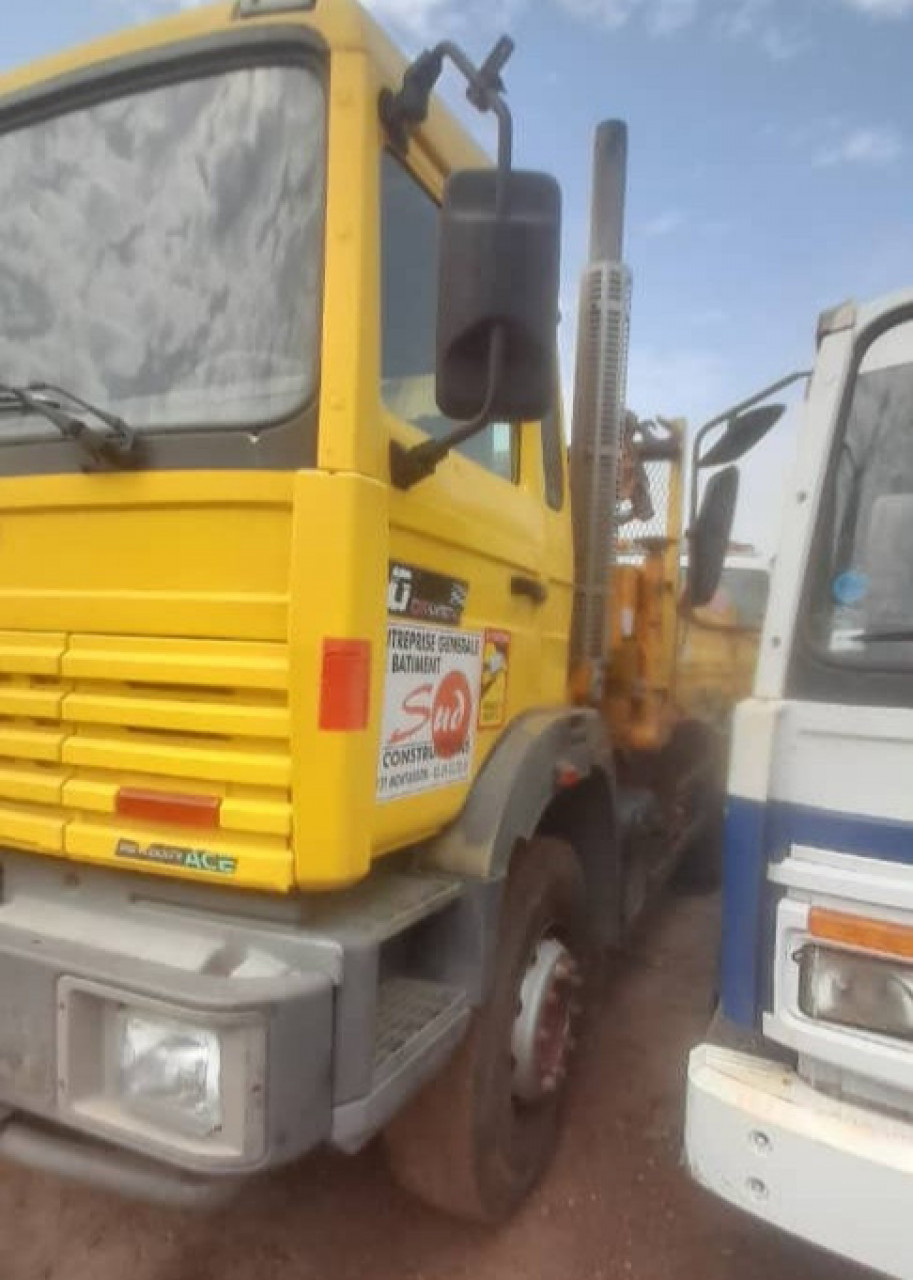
374 977 467 1079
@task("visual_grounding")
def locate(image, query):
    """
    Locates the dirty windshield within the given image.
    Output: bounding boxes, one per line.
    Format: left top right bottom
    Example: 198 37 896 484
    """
816 317 913 663
0 63 324 436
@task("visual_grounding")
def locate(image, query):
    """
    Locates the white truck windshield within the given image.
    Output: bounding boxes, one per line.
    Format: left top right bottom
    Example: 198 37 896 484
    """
0 63 324 436
817 318 913 661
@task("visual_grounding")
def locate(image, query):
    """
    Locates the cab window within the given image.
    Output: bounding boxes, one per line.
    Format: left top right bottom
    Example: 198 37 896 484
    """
380 152 518 482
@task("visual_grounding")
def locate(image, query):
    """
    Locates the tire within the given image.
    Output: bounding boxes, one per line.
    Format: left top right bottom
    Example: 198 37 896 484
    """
384 837 592 1223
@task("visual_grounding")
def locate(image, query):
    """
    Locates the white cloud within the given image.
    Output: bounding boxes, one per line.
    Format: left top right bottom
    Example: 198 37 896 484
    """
758 24 807 58
716 0 806 61
361 0 459 40
111 0 202 14
555 0 700 32
814 125 904 168
105 0 204 20
554 0 641 28
651 0 699 32
361 0 528 42
716 0 765 39
836 0 913 15
641 209 686 238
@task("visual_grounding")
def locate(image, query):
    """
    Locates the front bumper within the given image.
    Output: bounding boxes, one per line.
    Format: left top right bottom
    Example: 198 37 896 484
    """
0 864 334 1192
0 851 476 1204
686 1043 913 1280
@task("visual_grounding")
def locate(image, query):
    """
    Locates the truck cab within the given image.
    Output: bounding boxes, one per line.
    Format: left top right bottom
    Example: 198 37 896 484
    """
0 0 584 1210
686 292 913 1280
0 0 755 1219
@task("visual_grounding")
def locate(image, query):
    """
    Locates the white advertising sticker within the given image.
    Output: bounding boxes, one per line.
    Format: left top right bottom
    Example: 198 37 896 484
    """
377 623 483 802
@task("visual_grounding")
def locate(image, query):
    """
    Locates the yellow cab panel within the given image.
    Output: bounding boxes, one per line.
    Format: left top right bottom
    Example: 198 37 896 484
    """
0 0 573 894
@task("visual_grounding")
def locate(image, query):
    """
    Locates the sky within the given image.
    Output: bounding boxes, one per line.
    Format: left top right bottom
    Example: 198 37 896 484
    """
2 0 912 551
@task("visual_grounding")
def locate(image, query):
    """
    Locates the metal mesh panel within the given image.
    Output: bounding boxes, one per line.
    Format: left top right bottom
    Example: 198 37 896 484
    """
374 978 462 1075
570 261 632 663
617 459 675 557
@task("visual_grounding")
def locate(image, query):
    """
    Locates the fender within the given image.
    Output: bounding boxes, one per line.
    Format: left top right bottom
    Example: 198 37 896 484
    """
422 707 623 942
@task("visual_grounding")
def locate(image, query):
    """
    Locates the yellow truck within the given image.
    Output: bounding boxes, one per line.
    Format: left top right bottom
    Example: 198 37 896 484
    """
0 0 776 1219
677 552 771 723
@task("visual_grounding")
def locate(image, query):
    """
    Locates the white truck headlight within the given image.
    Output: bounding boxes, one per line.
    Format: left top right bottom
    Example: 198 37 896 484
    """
798 945 913 1040
117 1013 222 1138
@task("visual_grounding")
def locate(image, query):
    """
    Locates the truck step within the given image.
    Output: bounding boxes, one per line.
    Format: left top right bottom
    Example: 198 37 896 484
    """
331 975 470 1154
374 976 467 1078
304 871 464 946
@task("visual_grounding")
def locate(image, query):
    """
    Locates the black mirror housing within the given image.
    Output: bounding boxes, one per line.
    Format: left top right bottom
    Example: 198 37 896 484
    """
698 404 786 470
436 169 561 423
688 465 740 608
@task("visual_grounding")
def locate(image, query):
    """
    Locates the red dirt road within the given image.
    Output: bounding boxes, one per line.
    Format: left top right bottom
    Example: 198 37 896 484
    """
0 895 868 1280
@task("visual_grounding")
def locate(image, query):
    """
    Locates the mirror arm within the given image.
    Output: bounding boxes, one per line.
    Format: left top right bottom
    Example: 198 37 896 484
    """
688 368 812 530
381 38 514 180
384 38 518 493
390 328 506 490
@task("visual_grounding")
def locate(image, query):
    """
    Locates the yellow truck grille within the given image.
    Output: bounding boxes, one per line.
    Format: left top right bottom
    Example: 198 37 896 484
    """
0 631 294 892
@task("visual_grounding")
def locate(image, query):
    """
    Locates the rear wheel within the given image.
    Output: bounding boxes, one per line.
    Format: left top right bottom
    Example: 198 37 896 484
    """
384 837 591 1222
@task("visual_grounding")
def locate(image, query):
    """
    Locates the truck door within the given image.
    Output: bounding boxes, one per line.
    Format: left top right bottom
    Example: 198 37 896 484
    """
375 150 550 851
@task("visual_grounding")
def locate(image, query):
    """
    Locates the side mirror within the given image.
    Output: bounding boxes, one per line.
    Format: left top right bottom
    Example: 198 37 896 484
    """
698 404 785 469
687 466 739 608
436 169 561 423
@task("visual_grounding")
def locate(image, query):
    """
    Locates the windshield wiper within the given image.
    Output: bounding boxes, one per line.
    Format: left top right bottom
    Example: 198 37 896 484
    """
847 628 913 644
0 381 138 467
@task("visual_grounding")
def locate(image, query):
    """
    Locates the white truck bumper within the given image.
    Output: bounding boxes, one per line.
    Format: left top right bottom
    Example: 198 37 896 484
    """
686 1043 913 1280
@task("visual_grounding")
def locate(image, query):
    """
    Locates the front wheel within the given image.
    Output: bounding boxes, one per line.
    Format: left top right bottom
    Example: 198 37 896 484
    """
384 837 592 1222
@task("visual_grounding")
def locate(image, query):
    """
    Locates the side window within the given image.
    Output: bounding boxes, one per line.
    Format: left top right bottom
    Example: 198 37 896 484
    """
542 398 565 510
380 152 518 483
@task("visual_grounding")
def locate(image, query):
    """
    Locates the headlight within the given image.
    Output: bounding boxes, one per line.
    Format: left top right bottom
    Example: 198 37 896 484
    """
58 979 267 1165
117 1013 222 1138
798 945 913 1040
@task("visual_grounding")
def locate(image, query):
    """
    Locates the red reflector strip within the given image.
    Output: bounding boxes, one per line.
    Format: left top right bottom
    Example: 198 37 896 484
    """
320 639 371 732
116 788 222 829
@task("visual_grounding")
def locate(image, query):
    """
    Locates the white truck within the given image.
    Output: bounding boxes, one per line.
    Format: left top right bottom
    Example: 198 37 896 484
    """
685 290 913 1279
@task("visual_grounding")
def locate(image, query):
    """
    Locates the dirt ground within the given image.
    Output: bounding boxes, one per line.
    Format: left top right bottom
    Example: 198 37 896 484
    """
0 894 868 1280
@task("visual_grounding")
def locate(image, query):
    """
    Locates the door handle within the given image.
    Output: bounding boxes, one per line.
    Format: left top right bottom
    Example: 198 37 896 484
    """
511 574 549 605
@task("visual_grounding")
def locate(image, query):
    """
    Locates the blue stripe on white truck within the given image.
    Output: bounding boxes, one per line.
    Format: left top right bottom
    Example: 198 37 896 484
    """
720 797 913 1027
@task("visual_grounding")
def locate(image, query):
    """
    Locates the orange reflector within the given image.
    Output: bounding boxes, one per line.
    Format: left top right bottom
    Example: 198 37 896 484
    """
320 640 371 732
809 907 913 961
116 788 222 830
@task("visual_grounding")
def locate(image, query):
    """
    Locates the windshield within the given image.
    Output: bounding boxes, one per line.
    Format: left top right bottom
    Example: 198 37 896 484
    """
0 62 324 436
813 317 913 663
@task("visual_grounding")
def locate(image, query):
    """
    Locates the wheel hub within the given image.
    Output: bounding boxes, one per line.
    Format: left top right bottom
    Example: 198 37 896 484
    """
511 936 582 1104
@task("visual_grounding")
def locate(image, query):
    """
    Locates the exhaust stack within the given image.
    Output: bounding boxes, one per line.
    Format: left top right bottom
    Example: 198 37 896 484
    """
589 120 627 264
570 120 633 678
